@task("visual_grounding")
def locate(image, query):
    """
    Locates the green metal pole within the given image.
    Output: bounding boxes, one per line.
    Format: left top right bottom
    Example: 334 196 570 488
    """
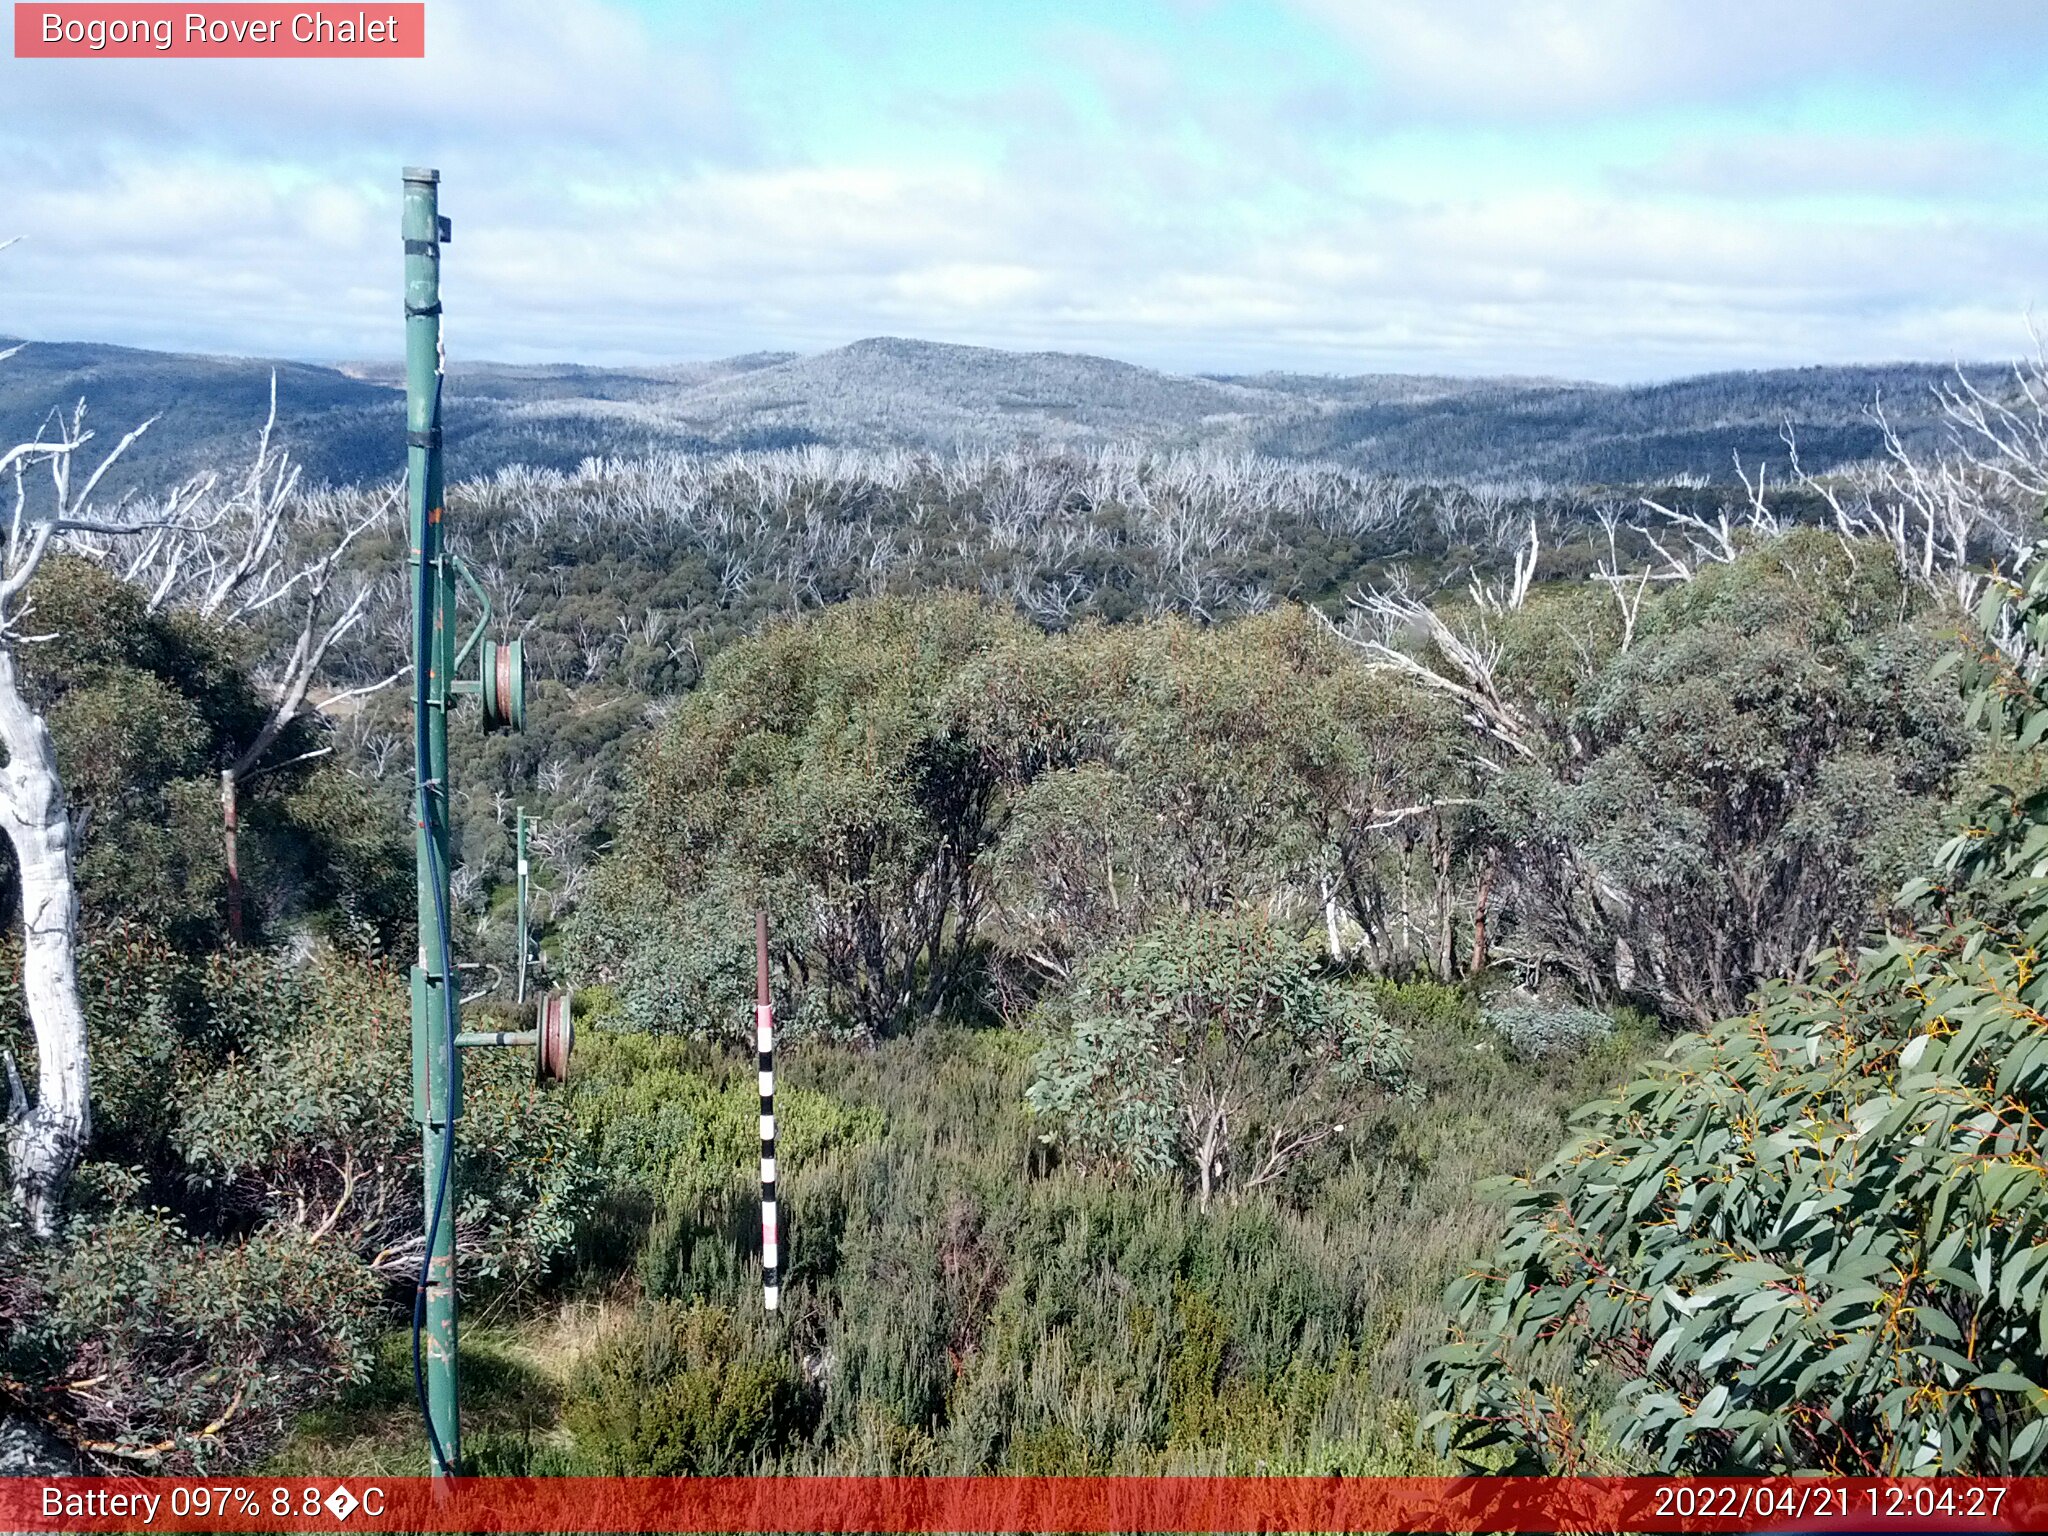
403 165 460 1477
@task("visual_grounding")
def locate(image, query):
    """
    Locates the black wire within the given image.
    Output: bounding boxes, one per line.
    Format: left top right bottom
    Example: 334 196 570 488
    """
411 367 459 1479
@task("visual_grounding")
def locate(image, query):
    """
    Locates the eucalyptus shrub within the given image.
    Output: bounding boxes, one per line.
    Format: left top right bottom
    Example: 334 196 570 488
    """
1424 545 2048 1474
1 939 595 1468
1026 913 1412 1205
577 596 1026 1041
1483 998 1614 1062
1 1203 383 1469
176 948 596 1287
1 558 410 952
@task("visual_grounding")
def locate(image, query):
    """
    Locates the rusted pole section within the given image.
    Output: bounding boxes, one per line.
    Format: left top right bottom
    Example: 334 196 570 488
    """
757 911 779 1312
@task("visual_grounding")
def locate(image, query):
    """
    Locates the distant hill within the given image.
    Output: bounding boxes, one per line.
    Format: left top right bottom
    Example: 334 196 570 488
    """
1243 364 1971 484
0 338 398 493
0 333 2005 495
653 336 1287 448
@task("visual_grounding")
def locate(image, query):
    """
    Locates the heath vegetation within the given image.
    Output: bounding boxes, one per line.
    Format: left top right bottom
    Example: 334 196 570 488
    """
3 326 2047 1476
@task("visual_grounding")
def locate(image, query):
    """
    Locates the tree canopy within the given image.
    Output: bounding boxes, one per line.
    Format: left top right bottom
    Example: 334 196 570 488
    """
1424 543 2048 1474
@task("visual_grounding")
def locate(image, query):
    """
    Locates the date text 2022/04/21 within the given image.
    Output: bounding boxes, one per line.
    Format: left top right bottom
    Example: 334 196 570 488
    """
1652 1480 2013 1527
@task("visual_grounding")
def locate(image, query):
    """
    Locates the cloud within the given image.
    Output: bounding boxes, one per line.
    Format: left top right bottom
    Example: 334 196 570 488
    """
1290 0 2048 122
0 0 745 161
0 0 2043 380
4 131 2042 380
1615 133 2048 201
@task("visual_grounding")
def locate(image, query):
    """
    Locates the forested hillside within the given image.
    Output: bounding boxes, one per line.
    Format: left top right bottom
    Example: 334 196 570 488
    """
0 332 2011 498
1 332 2046 1479
0 340 399 492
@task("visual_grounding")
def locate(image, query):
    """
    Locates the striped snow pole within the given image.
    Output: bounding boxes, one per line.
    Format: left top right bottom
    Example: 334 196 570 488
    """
756 910 779 1313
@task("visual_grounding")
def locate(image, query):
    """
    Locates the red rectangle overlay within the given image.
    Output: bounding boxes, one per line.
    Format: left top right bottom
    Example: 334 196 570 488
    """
0 1477 2039 1534
14 4 423 57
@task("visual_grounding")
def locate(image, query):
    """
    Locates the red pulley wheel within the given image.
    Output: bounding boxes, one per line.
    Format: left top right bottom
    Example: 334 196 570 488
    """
536 990 573 1083
478 638 526 734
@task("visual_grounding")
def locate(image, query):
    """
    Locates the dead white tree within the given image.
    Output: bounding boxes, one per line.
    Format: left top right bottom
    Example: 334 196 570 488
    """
1786 367 2043 614
1588 499 1656 652
1467 517 1539 616
0 370 190 1233
97 377 404 940
1331 573 1538 767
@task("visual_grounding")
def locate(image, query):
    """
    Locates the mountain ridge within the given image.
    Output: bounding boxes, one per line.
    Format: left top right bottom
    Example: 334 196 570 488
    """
0 332 2005 493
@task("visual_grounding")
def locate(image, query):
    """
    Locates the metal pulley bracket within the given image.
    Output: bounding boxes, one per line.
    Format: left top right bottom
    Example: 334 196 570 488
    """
445 551 525 734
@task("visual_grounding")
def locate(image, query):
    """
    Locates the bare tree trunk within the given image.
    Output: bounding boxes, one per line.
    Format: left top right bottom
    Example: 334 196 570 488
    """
222 768 242 945
1320 870 1346 963
1398 842 1413 975
0 647 89 1236
1193 1105 1226 1211
1431 815 1455 979
1469 850 1498 978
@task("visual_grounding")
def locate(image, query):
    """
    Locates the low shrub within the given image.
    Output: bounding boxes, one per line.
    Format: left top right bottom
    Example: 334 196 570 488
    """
1482 998 1614 1062
0 1203 383 1469
571 1034 883 1212
1 938 597 1470
1026 913 1411 1203
566 1301 815 1474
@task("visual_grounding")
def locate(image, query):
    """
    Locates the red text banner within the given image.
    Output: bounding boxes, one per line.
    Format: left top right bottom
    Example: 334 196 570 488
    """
0 1476 2040 1534
13 4 424 57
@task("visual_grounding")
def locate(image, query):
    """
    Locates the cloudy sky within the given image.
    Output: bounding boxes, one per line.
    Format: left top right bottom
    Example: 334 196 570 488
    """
3 0 2046 380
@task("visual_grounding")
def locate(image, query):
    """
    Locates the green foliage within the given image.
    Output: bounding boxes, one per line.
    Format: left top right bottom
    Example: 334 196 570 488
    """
1372 976 1482 1035
965 608 1466 989
570 596 1030 1041
0 1202 384 1468
580 599 1473 1036
576 886 756 1041
1424 543 2048 1475
1483 997 1615 1062
266 769 415 947
0 935 595 1469
601 1012 1608 1477
577 556 1966 1044
566 1301 815 1474
0 458 1995 1483
1483 533 1970 1024
1 557 409 951
1026 913 1411 1202
171 947 596 1288
571 1033 883 1213
16 559 244 947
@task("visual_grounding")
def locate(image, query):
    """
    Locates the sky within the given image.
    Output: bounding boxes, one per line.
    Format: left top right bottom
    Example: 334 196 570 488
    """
2 0 2047 381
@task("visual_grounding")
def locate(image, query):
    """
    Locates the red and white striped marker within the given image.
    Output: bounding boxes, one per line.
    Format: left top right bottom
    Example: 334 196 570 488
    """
756 910 778 1313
